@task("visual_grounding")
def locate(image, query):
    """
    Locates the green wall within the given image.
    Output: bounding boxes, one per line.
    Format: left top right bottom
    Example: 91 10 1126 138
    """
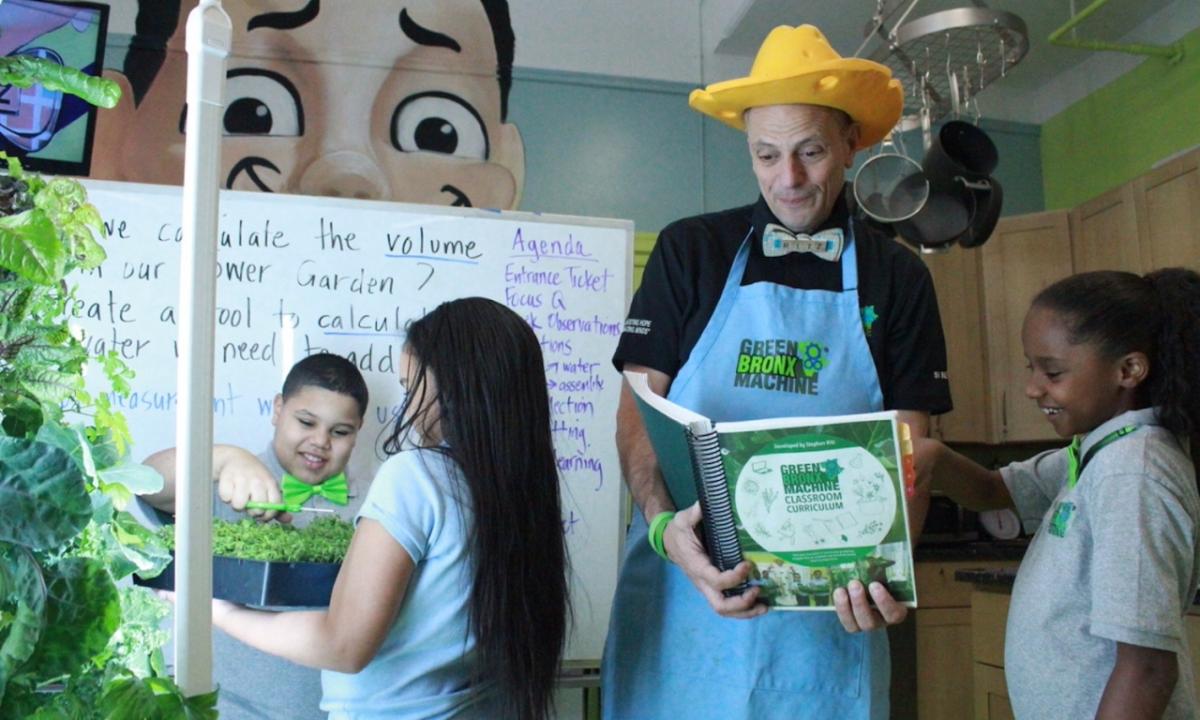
1041 25 1200 209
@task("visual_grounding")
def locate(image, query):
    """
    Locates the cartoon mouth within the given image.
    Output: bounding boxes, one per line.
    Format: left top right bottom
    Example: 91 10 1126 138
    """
227 156 282 191
441 184 471 207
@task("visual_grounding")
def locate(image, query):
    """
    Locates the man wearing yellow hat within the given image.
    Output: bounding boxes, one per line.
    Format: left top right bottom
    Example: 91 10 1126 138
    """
602 25 951 718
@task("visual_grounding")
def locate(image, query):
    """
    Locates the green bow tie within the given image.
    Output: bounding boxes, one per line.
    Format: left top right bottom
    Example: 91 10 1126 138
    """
281 472 349 506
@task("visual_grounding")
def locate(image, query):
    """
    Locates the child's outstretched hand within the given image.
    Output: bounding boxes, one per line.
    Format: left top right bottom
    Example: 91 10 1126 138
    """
213 446 292 523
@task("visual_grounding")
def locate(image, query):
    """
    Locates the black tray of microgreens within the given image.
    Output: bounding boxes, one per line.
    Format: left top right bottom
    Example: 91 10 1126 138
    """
136 517 354 607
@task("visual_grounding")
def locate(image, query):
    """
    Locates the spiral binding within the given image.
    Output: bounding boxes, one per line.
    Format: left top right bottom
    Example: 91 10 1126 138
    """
687 427 749 596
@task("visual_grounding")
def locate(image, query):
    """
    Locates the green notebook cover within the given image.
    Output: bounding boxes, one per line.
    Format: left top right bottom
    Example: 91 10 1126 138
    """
626 378 704 510
625 371 918 610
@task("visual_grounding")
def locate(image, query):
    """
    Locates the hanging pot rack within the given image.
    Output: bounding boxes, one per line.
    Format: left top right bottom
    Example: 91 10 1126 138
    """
865 4 1029 126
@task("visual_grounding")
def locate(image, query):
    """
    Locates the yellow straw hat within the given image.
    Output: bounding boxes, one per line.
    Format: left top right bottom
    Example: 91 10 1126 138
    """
689 25 903 150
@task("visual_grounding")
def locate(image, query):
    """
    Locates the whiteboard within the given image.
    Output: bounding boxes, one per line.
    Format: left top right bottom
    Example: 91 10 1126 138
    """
72 180 631 665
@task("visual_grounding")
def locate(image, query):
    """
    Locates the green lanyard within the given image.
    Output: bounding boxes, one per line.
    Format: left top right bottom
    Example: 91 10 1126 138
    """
1066 425 1140 489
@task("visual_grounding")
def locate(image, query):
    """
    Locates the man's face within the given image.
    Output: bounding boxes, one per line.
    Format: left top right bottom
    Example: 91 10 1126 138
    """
745 104 859 233
101 0 523 209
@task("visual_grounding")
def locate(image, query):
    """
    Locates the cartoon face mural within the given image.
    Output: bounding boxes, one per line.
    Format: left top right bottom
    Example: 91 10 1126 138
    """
92 0 524 209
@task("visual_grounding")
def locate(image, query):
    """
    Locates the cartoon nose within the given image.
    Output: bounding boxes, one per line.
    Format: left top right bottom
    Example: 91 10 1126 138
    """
298 151 390 200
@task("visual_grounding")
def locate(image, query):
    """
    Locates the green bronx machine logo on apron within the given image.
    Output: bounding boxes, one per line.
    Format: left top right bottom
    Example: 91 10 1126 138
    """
734 338 827 395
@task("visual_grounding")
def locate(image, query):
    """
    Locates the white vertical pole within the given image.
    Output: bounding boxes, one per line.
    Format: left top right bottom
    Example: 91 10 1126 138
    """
174 0 230 697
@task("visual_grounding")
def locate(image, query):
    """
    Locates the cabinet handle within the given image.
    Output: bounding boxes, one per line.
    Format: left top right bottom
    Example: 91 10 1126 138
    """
1001 389 1008 439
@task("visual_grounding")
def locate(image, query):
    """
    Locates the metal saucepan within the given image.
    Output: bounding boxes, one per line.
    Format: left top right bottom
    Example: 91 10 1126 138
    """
958 176 1004 248
923 120 998 193
892 183 972 253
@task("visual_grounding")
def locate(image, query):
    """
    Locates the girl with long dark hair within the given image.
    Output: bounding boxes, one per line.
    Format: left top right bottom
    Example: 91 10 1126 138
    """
212 297 569 719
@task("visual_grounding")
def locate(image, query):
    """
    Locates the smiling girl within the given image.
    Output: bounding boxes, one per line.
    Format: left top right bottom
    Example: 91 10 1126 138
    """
914 268 1200 719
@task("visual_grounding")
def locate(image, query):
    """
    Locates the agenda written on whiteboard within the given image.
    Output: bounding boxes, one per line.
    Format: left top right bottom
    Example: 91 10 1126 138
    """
69 180 633 663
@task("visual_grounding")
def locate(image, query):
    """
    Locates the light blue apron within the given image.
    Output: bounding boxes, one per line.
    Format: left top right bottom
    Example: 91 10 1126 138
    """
602 224 890 720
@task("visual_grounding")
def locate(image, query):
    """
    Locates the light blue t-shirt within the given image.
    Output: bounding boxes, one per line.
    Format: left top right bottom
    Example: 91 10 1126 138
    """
320 448 497 719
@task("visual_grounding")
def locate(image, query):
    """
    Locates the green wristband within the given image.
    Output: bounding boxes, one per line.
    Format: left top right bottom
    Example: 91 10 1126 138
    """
648 511 676 561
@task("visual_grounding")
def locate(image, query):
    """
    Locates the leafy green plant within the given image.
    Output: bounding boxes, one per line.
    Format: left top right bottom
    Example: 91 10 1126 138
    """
0 57 121 110
158 517 355 565
0 59 215 718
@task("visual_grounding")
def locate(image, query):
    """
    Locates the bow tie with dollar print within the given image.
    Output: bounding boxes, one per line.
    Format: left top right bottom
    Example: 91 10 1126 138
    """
761 223 845 262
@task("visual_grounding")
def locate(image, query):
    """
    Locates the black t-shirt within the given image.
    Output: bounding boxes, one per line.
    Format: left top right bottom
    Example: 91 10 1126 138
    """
614 189 953 414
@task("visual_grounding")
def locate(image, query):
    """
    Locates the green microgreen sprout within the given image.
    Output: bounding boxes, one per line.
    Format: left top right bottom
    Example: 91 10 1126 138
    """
157 516 354 564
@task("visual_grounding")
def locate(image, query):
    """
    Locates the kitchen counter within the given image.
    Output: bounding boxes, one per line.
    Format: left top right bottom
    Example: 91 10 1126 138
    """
954 566 1017 590
915 539 1029 562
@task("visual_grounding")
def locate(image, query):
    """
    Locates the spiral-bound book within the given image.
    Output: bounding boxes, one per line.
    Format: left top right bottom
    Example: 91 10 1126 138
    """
626 371 918 609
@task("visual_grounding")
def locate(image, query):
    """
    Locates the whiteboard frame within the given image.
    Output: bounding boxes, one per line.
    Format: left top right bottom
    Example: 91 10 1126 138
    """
78 177 634 668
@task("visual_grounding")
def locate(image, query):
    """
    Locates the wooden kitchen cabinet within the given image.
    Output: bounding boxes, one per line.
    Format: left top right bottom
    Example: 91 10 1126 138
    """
973 663 1015 720
970 589 1014 720
970 590 1009 667
1187 610 1200 706
1135 148 1200 272
1070 147 1200 277
1070 182 1144 274
916 608 973 720
980 210 1073 442
912 562 1019 720
923 148 1198 444
919 247 992 443
904 149 1198 445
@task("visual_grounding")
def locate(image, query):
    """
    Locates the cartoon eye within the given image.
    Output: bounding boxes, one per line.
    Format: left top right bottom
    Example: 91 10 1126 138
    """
223 69 303 136
178 68 304 137
390 91 488 160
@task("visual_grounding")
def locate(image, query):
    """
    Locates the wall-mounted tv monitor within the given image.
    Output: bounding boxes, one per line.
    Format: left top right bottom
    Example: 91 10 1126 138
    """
0 0 109 176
